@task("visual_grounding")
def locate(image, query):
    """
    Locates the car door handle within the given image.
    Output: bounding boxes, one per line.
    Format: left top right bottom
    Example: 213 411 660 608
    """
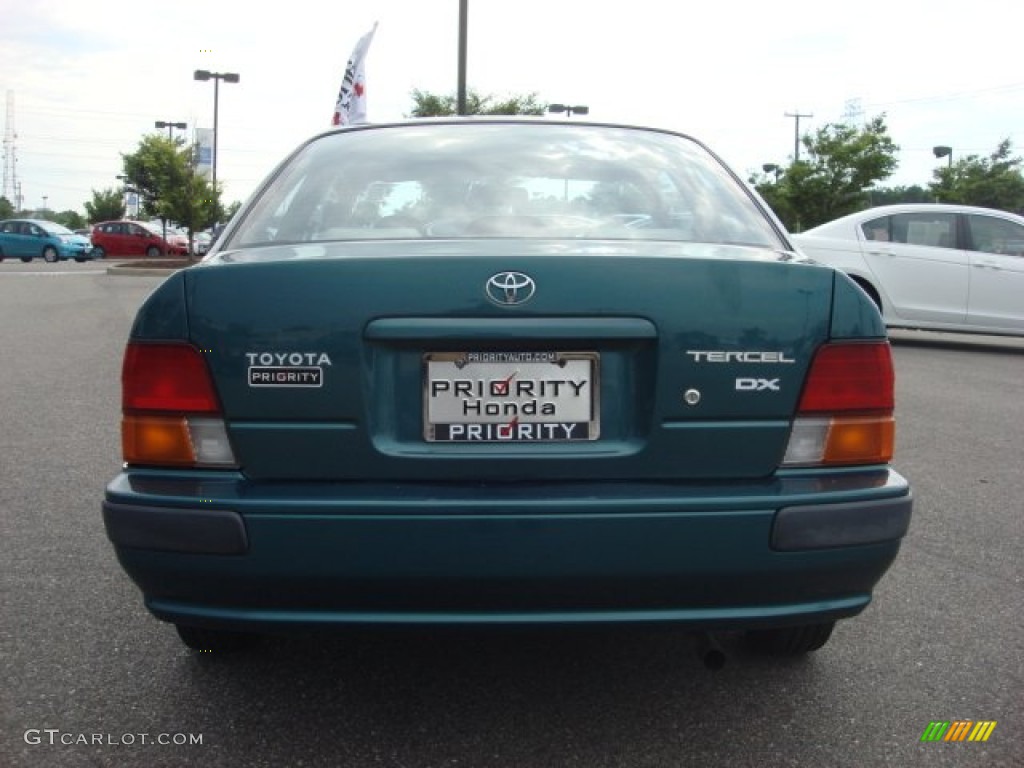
973 261 1001 270
866 249 895 257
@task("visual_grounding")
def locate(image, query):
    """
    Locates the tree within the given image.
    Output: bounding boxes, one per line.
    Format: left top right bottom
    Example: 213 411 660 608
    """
752 115 899 231
929 139 1024 212
121 134 179 221
84 188 126 223
121 133 220 252
867 185 933 206
0 196 13 219
52 210 87 230
408 88 546 117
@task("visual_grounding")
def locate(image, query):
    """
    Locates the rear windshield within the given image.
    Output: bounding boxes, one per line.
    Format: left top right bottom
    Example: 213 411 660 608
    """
228 122 783 249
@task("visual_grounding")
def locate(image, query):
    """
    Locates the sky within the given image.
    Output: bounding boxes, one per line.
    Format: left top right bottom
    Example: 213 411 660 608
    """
2 0 1023 215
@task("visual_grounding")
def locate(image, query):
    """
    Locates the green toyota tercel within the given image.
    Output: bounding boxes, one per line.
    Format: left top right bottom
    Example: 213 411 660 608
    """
103 120 912 657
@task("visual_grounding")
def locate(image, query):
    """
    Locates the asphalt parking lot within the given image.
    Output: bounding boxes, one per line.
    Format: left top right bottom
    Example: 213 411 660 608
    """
0 261 1021 768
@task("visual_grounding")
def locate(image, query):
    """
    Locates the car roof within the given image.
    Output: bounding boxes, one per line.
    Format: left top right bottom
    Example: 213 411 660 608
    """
802 203 1024 237
306 117 708 153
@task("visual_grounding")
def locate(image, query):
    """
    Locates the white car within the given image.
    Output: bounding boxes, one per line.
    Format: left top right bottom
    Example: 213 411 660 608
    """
192 231 212 255
144 222 190 255
792 204 1024 336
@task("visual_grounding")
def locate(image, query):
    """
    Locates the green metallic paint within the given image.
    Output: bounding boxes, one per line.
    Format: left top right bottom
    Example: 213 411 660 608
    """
171 244 841 481
129 270 190 340
830 270 888 339
109 234 910 635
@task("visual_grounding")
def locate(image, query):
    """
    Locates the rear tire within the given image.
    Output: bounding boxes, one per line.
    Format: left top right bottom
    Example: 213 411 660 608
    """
175 624 256 653
43 246 59 263
91 246 105 259
746 621 836 655
20 256 32 263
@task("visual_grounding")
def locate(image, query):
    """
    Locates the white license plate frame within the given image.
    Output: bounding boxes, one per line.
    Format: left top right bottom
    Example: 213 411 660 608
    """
423 351 600 443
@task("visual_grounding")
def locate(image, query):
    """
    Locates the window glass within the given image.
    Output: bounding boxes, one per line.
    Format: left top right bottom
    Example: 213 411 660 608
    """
39 222 72 235
966 214 1024 256
229 123 783 248
889 212 957 249
861 216 891 242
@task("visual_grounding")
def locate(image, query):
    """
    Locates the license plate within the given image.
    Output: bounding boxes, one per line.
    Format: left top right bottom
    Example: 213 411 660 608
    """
423 351 599 442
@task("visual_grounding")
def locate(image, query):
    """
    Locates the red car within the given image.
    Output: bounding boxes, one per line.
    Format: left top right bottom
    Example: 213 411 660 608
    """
90 220 188 258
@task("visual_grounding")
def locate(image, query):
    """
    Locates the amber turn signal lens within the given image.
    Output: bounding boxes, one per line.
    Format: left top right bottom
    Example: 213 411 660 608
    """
822 414 894 465
122 415 195 466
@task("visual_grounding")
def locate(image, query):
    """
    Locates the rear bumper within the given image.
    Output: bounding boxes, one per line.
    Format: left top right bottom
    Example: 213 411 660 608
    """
103 469 911 631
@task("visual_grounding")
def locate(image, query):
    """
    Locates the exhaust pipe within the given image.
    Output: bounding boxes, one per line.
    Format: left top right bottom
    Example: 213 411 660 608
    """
696 632 726 670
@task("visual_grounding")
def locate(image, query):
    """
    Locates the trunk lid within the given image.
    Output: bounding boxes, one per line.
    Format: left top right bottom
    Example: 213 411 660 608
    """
178 241 835 481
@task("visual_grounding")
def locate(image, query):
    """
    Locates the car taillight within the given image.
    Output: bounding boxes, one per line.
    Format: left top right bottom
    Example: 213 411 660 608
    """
121 342 237 467
782 341 895 467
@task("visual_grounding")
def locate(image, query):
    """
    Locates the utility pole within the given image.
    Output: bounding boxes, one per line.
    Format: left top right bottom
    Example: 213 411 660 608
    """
785 110 813 162
456 0 468 115
3 90 17 203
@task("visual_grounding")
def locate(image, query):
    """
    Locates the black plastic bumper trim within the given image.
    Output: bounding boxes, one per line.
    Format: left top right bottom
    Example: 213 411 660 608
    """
772 494 913 551
102 501 248 555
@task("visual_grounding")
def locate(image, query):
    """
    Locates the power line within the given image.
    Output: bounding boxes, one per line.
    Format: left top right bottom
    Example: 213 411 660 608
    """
864 81 1024 110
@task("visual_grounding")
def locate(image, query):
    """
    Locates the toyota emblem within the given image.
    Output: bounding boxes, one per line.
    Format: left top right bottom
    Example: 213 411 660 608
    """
485 272 536 306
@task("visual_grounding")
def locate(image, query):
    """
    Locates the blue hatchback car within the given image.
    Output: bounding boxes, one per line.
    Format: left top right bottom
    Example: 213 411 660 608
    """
103 120 912 658
0 218 96 262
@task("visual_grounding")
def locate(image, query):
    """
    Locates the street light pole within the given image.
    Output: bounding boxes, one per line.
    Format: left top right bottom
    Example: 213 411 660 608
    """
155 120 187 141
932 146 954 202
457 0 468 115
548 103 589 118
933 145 953 168
193 70 239 215
547 104 589 199
762 163 782 183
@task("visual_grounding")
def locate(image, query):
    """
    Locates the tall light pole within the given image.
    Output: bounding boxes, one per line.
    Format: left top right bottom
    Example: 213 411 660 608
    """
932 146 953 203
933 145 953 168
547 104 589 200
193 70 239 210
457 0 468 115
155 120 187 141
548 104 589 117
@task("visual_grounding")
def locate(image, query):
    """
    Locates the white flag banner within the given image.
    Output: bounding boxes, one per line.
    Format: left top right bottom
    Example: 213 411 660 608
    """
332 22 378 126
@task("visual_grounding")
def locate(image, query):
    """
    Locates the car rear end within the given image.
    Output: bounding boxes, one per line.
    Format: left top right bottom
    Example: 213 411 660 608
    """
103 121 911 653
65 233 96 261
